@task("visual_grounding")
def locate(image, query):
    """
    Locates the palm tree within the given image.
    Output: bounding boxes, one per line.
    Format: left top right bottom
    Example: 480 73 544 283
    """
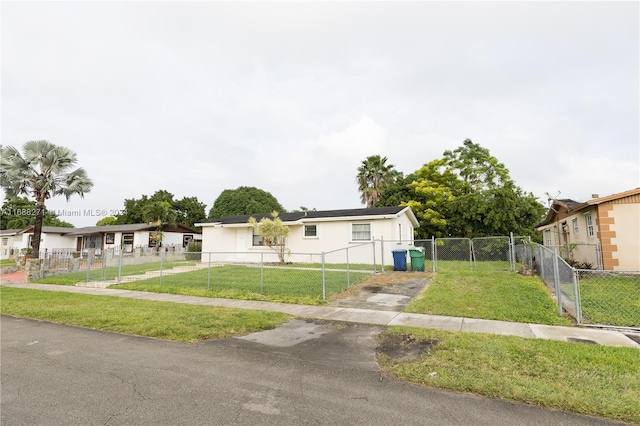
356 155 400 208
0 141 93 259
142 200 177 248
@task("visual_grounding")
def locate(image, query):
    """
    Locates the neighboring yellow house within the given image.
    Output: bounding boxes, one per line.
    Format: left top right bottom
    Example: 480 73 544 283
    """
536 188 640 271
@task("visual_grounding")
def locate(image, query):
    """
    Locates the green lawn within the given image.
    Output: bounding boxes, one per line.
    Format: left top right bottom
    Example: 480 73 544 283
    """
578 274 640 327
32 261 197 285
112 265 371 305
405 270 571 326
0 286 291 342
0 259 16 267
378 326 640 425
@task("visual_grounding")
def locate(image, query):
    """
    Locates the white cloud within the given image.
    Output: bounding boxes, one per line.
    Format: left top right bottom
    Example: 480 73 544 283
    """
1 1 638 226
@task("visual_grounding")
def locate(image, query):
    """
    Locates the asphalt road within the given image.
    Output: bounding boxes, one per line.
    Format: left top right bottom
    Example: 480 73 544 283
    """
0 315 620 426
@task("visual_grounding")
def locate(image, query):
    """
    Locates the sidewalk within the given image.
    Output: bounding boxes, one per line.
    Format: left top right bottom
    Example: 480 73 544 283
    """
1 281 639 348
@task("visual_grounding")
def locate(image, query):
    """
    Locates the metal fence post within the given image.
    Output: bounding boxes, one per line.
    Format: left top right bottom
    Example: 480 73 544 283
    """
552 249 562 316
468 239 473 270
573 270 582 324
260 252 264 293
372 240 377 273
159 248 164 285
207 252 211 291
346 247 350 287
117 248 123 284
433 236 437 272
321 252 326 300
86 250 91 283
509 232 515 272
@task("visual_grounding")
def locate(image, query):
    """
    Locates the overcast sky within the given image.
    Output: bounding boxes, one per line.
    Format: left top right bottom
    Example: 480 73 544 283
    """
2 1 639 227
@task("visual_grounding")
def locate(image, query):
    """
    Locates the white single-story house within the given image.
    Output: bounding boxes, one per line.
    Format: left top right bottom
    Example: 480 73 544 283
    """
64 223 201 254
0 223 201 258
197 206 419 265
0 226 77 259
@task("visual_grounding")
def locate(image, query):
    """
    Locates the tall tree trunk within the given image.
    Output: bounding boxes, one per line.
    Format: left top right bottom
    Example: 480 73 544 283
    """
32 200 45 259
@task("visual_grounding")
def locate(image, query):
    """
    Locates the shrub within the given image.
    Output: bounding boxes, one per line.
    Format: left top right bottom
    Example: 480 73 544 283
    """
186 242 202 261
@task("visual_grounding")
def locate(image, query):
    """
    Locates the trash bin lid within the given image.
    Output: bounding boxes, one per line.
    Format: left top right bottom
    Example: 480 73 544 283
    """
392 249 407 253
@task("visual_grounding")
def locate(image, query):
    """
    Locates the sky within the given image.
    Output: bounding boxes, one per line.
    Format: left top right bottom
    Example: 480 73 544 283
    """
1 1 639 227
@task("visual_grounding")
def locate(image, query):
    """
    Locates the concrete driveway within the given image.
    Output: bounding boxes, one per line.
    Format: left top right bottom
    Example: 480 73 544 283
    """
1 315 619 425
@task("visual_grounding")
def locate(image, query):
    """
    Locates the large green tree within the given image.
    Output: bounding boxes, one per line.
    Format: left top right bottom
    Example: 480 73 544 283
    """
0 141 92 258
0 196 75 229
115 190 206 228
376 139 545 239
208 186 284 219
356 155 401 208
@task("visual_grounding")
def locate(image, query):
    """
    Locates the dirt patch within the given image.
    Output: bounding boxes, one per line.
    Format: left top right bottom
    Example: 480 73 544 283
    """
328 271 432 311
377 333 439 362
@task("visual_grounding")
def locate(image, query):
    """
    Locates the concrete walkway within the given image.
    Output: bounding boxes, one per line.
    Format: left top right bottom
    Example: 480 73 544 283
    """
2 281 639 348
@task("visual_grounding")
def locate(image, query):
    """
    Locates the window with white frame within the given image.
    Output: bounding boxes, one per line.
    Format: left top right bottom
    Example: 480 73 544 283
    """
545 229 552 246
398 224 402 242
252 229 264 246
352 223 371 241
572 218 579 234
304 224 317 238
585 214 594 237
1 237 7 246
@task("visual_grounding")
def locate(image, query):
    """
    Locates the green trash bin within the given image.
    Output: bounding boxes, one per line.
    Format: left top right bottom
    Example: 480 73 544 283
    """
409 247 426 272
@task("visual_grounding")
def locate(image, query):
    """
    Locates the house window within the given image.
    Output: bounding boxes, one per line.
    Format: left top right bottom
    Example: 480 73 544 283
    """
545 230 552 246
122 233 134 252
183 234 194 247
105 233 115 244
398 224 402 242
585 214 594 237
352 223 371 241
304 225 317 238
1 237 7 246
84 235 102 250
572 219 579 235
252 230 264 246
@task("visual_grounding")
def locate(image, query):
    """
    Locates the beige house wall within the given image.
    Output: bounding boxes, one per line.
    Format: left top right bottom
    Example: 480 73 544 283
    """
603 203 640 270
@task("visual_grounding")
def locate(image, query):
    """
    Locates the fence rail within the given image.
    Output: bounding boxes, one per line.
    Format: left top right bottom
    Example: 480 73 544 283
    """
19 238 639 327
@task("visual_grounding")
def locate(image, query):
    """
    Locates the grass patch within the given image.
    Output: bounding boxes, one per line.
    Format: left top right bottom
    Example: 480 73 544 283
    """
32 261 197 285
378 327 640 424
405 271 571 326
0 286 291 342
112 265 371 305
0 259 16 267
578 274 640 327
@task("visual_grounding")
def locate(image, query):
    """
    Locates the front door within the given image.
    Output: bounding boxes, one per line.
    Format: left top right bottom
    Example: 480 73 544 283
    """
76 237 82 252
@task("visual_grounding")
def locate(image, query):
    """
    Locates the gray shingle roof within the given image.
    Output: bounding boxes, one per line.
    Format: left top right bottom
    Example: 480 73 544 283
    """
207 206 407 225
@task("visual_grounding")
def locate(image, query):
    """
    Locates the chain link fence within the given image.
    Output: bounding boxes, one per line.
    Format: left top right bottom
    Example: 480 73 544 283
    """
575 269 639 328
515 241 639 329
26 239 639 326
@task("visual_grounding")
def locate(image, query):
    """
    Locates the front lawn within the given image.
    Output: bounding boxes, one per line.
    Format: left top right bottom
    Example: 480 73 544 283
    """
378 326 640 425
0 286 291 342
578 274 640 327
112 265 371 305
405 270 571 326
32 261 197 285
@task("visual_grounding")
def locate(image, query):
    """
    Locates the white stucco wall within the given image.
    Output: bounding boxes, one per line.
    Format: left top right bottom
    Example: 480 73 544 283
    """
200 210 418 266
41 233 76 251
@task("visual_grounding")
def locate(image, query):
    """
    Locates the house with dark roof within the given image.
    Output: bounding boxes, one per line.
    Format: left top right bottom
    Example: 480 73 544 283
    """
536 188 640 270
196 206 419 265
0 223 201 258
64 223 200 253
0 226 77 259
